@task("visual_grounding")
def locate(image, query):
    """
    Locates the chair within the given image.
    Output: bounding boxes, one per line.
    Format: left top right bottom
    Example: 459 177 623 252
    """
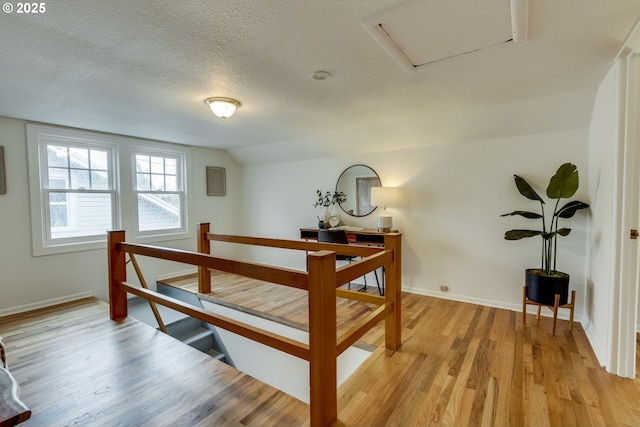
317 229 381 294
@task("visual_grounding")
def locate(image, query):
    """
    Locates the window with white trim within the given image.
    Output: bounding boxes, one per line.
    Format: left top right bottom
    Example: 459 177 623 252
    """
133 151 186 234
44 143 116 242
27 124 190 256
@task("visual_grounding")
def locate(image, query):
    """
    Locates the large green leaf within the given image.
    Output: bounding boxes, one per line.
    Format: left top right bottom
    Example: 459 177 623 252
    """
514 175 544 203
500 210 543 219
547 163 579 199
543 228 572 240
556 200 590 218
504 229 544 240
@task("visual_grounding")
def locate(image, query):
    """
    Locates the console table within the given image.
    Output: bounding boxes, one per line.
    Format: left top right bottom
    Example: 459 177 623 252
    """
300 227 398 296
299 227 397 247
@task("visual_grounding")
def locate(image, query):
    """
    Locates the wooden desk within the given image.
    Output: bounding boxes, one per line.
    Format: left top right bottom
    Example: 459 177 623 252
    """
300 227 398 296
300 227 397 247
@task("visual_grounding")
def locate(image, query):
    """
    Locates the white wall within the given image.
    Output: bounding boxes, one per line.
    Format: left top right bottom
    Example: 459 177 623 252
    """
0 116 241 315
586 64 621 366
238 129 589 315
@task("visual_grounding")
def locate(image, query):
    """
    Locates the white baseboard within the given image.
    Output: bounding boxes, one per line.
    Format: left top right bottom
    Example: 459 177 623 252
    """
404 286 581 323
583 322 608 369
0 291 93 318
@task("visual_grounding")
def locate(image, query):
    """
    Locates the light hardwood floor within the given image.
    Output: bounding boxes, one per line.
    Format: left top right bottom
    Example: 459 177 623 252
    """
0 272 639 426
0 298 309 426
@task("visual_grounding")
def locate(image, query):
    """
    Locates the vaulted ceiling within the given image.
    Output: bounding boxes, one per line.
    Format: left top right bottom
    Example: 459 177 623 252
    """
1 0 639 164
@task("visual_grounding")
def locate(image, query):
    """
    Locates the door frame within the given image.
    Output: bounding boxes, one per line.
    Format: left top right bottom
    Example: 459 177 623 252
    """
611 50 640 378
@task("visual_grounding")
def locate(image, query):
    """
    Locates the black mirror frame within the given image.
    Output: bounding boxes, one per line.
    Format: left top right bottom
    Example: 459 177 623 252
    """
335 164 381 217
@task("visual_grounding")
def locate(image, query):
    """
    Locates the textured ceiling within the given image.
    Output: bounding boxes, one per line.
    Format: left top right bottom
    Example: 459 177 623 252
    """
0 0 639 164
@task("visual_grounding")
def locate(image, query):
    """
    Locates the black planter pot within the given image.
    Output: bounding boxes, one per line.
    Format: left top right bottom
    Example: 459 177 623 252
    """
525 269 569 306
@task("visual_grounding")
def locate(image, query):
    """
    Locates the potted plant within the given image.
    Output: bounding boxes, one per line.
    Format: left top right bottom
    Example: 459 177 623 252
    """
313 190 347 228
501 163 589 306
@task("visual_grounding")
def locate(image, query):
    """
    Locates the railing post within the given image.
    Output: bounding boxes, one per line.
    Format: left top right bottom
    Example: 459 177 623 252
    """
197 223 211 294
307 250 338 427
384 233 402 350
108 230 127 321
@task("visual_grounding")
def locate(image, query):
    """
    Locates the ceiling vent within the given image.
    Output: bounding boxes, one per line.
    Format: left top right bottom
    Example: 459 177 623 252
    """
364 0 527 72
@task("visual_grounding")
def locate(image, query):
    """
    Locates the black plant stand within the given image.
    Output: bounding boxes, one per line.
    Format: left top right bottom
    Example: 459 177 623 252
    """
522 286 576 336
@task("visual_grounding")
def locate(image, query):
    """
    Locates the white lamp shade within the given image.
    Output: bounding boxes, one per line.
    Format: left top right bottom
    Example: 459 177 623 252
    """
370 186 397 208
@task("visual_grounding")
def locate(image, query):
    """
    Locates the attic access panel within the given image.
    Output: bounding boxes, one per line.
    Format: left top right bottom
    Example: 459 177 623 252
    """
366 0 513 71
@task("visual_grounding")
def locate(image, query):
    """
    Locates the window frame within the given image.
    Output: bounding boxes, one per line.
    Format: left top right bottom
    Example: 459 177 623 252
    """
131 146 188 238
27 126 120 255
43 141 118 247
27 124 191 256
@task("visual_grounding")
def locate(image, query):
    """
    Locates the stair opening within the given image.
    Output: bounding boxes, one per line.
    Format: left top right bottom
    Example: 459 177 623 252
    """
127 283 373 403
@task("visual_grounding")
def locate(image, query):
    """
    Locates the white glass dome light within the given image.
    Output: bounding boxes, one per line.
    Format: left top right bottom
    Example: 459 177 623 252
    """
205 97 241 120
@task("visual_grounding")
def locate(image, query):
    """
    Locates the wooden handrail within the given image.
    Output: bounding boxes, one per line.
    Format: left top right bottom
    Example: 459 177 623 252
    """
109 225 403 427
207 232 382 257
120 242 308 290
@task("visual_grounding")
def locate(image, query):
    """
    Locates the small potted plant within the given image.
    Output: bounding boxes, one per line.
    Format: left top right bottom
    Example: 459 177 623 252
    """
501 163 589 305
314 190 347 228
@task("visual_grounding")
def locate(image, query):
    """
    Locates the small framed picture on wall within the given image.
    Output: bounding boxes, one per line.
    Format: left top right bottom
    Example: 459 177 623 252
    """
0 146 6 194
206 166 226 196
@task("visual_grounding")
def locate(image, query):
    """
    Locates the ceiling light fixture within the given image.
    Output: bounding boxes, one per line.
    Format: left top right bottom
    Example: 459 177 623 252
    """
204 97 241 120
312 71 331 80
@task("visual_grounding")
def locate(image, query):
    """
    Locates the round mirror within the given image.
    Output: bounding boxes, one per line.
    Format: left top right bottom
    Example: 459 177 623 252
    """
335 164 381 217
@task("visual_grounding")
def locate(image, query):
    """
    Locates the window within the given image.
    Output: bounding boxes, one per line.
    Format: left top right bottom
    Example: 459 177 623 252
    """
45 144 116 241
27 124 190 256
133 151 186 235
27 128 119 254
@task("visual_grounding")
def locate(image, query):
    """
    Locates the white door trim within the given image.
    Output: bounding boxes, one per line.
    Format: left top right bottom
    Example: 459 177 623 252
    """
611 52 640 378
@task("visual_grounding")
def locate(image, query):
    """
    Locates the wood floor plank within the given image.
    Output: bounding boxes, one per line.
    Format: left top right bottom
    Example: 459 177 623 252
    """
453 387 475 427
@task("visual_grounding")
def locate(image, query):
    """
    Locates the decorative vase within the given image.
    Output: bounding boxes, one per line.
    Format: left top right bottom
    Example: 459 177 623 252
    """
318 220 325 229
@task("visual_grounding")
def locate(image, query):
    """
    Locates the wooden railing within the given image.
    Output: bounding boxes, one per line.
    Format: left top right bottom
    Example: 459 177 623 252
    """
107 223 402 427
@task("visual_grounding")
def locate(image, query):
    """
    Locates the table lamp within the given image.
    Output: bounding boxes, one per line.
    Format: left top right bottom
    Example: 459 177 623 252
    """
370 187 397 232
